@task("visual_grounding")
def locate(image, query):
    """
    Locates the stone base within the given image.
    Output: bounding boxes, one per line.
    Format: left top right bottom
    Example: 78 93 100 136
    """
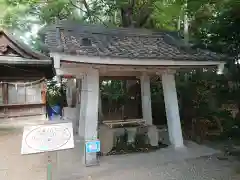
98 124 114 155
126 127 137 144
63 107 77 134
147 125 159 147
158 128 170 145
99 125 162 155
84 152 99 167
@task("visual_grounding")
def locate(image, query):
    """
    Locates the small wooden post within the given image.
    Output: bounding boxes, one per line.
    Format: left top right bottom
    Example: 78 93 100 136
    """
3 83 8 104
47 151 58 180
47 153 53 180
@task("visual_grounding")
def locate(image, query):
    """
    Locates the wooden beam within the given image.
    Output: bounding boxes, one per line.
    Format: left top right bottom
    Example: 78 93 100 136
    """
0 56 51 64
62 62 217 70
59 54 224 66
62 62 172 71
0 77 43 80
100 71 141 77
61 62 217 78
60 66 175 76
100 76 138 80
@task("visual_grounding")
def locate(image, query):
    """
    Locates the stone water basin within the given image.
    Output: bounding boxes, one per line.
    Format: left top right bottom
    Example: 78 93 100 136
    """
99 119 163 155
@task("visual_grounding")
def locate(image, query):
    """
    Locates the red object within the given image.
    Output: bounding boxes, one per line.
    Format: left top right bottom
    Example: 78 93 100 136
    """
63 75 73 78
41 82 47 104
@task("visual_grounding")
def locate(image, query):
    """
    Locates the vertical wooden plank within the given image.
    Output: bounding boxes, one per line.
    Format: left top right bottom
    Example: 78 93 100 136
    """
41 81 47 104
3 83 8 104
24 84 27 104
0 83 3 105
3 83 8 117
122 80 127 119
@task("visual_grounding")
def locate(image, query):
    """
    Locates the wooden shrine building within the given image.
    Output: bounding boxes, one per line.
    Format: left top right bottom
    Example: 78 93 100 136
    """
0 30 54 119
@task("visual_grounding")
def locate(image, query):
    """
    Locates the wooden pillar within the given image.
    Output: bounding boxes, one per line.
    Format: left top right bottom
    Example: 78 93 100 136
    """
162 72 184 148
79 75 87 139
3 83 8 104
83 69 99 165
75 78 81 135
84 69 99 140
140 73 152 125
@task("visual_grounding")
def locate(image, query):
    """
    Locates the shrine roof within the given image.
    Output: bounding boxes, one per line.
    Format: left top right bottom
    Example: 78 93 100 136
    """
0 30 54 79
0 29 50 60
40 20 227 62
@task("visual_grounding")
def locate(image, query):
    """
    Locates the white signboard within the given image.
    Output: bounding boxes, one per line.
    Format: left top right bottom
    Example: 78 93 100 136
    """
21 122 74 155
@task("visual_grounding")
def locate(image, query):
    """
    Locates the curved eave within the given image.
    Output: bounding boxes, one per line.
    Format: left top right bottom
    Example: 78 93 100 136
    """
50 52 225 67
0 56 55 79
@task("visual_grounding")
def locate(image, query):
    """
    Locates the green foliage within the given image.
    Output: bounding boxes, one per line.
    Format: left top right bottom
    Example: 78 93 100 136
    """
46 79 62 106
46 78 66 107
192 0 240 55
0 1 32 30
152 0 183 30
1 0 240 141
176 69 219 121
40 0 80 23
101 80 126 105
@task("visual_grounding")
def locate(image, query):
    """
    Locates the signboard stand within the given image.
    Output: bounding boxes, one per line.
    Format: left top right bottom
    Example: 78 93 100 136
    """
47 151 59 180
84 139 100 167
21 121 74 180
47 153 53 180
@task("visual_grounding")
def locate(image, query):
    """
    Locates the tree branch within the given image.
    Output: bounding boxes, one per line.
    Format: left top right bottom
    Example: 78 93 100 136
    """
99 0 115 21
69 0 108 27
136 1 154 27
120 0 135 27
81 0 92 21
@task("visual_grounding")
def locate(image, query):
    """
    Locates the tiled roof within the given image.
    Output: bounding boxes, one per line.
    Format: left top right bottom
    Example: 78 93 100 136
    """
0 29 49 60
0 30 54 79
41 21 225 61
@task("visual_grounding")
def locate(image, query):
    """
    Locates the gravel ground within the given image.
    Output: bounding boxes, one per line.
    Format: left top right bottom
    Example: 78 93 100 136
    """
57 154 240 180
87 156 240 180
0 129 46 180
0 119 240 180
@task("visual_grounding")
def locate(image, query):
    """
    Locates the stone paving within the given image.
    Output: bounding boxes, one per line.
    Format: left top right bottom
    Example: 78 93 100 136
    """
0 118 240 180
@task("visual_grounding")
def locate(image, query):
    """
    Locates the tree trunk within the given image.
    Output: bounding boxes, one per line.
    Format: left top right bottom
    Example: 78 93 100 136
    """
183 0 189 45
72 0 83 17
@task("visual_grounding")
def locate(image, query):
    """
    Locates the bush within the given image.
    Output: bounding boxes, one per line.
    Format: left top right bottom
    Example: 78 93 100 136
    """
216 110 240 140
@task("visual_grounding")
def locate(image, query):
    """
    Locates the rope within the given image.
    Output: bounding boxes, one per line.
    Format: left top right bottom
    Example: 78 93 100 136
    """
0 77 45 86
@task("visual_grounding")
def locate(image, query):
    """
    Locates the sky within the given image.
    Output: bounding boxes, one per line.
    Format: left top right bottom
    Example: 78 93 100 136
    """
20 23 42 45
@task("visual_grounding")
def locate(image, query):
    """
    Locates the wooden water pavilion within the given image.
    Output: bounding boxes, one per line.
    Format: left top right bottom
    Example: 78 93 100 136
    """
40 21 225 161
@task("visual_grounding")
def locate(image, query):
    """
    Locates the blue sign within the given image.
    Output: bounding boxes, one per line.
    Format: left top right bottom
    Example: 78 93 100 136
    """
85 140 100 153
